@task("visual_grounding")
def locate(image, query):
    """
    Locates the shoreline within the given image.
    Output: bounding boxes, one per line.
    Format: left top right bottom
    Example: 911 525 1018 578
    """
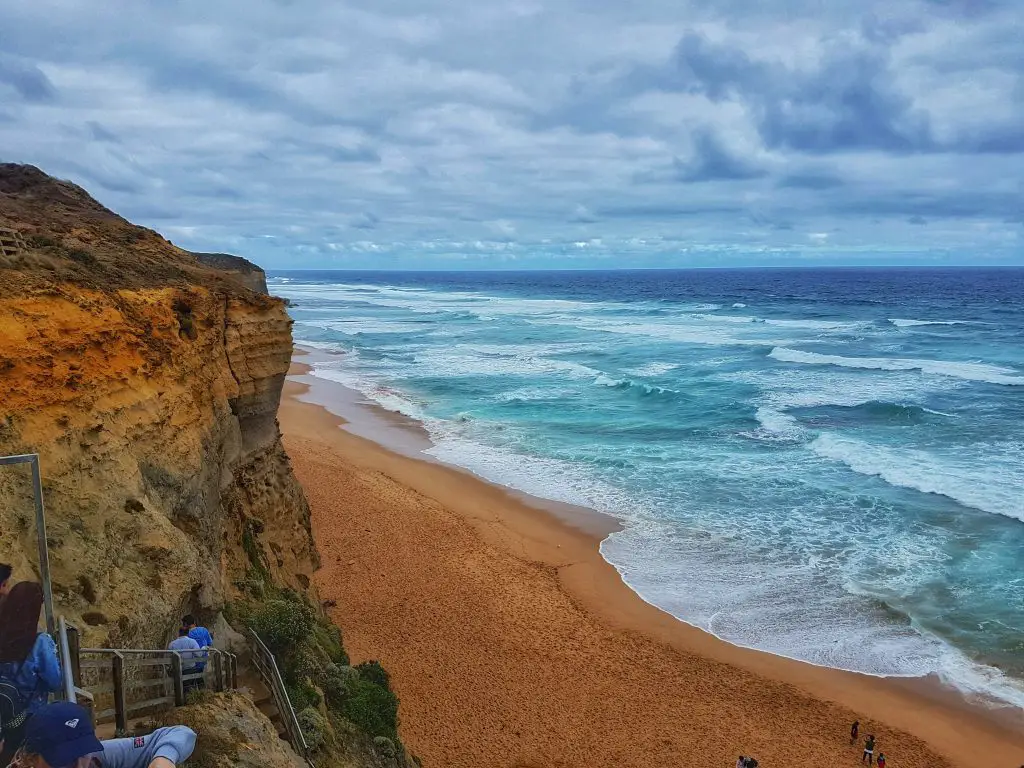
282 349 1023 768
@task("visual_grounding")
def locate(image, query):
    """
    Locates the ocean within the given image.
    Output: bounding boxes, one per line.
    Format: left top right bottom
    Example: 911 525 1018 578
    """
269 268 1024 710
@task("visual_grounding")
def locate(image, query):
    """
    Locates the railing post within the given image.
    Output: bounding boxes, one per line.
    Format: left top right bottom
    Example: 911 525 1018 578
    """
56 617 77 703
213 651 224 692
229 652 238 689
171 652 185 706
111 652 127 736
67 624 82 687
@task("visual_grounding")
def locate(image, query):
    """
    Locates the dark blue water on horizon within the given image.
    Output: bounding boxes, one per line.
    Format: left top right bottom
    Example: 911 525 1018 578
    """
270 267 1024 708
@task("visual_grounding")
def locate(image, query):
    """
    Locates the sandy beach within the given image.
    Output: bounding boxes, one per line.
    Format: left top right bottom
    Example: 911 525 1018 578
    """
280 356 1023 768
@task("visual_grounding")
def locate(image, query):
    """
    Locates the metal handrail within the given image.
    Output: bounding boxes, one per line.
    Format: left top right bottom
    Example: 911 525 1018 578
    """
57 617 77 703
0 453 56 634
247 629 310 761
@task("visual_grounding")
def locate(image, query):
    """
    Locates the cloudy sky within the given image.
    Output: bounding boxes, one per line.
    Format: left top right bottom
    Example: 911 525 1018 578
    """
1 0 1022 269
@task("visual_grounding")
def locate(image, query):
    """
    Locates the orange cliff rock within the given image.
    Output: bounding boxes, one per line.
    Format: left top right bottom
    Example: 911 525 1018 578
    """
0 163 317 646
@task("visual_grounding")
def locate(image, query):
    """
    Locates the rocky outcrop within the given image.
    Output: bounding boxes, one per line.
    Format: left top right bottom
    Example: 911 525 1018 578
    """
193 252 270 295
0 164 315 646
158 693 308 768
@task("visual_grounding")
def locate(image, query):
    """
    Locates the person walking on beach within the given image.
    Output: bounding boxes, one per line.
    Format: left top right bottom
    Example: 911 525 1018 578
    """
876 752 886 768
862 735 876 765
736 757 745 768
850 720 859 745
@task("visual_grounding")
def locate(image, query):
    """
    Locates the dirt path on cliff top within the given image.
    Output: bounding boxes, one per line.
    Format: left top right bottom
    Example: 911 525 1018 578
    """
280 383 1022 768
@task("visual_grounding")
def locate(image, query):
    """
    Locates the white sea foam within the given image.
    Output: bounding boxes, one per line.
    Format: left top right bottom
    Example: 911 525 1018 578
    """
294 339 349 354
309 364 429 422
751 407 804 439
593 374 679 396
553 317 791 348
732 303 747 308
769 347 1024 386
304 319 429 335
703 314 866 331
810 434 1024 523
404 348 602 380
623 361 681 377
889 318 969 328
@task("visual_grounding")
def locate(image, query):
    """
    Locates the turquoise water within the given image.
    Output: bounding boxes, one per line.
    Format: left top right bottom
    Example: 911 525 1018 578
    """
271 269 1024 709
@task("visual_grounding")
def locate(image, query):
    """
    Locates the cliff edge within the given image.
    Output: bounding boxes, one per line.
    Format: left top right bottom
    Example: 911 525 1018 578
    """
0 163 315 647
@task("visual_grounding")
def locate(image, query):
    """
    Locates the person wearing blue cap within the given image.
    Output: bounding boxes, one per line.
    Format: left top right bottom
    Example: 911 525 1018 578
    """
6 702 195 768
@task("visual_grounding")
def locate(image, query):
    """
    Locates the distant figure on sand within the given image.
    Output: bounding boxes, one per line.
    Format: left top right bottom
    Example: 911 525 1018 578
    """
736 757 745 768
876 752 886 768
862 735 876 764
850 720 859 745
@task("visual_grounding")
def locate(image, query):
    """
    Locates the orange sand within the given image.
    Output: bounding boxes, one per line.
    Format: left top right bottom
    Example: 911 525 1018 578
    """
280 370 1023 768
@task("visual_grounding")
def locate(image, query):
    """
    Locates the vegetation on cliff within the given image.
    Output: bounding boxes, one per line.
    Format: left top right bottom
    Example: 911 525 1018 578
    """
229 576 406 764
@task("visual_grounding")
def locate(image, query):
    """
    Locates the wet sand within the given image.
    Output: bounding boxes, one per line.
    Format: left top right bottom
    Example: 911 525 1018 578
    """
280 355 1023 768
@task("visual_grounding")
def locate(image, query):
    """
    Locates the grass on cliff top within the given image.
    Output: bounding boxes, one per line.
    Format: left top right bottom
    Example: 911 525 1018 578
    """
227 582 402 752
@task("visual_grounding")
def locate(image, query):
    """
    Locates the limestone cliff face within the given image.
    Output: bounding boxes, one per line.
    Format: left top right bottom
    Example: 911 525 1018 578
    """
0 164 316 646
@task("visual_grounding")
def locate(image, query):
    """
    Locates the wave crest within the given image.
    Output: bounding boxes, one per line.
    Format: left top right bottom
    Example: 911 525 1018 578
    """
769 347 1024 386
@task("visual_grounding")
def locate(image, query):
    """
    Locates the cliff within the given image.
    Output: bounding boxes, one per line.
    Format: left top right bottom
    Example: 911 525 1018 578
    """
0 163 316 647
193 252 270 295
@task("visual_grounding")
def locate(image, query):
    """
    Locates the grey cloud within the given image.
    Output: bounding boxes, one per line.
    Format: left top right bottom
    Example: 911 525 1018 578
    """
667 30 930 154
778 173 844 190
0 55 57 102
672 132 766 182
351 212 380 229
87 121 120 143
325 146 381 163
571 204 599 223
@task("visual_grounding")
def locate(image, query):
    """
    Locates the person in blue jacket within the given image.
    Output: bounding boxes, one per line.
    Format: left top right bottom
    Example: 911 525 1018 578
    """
181 616 213 673
0 582 62 763
8 701 196 768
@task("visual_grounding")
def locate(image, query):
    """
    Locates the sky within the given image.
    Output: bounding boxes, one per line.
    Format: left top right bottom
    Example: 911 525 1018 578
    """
1 0 1022 270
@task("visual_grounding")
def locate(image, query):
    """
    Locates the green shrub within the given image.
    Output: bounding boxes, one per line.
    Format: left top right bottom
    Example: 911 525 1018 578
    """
247 599 315 657
27 234 57 249
337 675 399 741
185 687 213 706
322 664 359 708
66 248 95 265
355 660 390 689
283 643 321 682
372 736 396 760
286 679 321 713
296 707 328 751
313 622 349 666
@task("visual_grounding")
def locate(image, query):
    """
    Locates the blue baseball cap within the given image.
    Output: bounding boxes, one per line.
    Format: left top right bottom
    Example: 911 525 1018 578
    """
22 702 103 767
